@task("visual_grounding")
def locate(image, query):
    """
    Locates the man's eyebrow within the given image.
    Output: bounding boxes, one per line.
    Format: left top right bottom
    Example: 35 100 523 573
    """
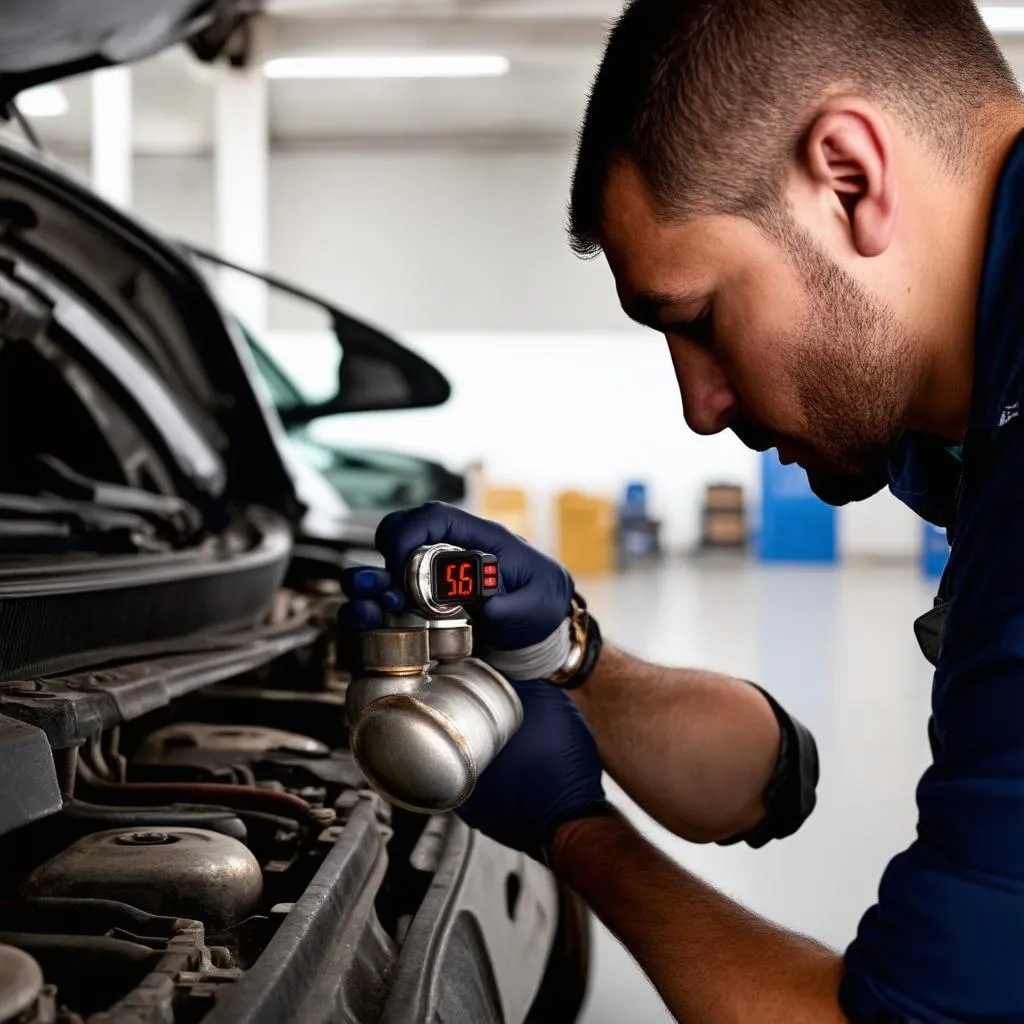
623 290 703 330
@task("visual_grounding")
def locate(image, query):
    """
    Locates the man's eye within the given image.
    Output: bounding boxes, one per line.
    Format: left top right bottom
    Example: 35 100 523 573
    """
670 306 715 349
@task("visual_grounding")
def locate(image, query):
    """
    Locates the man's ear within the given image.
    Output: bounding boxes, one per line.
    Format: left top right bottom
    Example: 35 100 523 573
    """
801 99 898 258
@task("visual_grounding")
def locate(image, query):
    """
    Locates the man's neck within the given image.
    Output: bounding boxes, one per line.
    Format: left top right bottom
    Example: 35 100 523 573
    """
908 105 1024 443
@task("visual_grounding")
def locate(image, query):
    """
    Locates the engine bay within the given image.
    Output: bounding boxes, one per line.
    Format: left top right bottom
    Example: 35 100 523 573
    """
0 586 568 1024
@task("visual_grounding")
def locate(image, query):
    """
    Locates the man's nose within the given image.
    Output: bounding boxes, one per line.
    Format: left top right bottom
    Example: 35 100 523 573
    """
668 339 737 435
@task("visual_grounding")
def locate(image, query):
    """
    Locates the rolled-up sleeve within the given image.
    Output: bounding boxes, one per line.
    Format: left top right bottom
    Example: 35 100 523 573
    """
841 420 1024 1023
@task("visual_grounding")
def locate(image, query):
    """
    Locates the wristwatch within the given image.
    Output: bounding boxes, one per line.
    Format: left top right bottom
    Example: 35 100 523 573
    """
546 592 603 690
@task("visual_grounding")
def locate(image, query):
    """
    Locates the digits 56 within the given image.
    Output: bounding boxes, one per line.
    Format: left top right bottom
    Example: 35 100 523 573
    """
445 560 476 598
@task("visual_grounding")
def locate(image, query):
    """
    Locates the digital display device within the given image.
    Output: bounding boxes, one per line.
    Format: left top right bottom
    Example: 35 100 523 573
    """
430 550 500 605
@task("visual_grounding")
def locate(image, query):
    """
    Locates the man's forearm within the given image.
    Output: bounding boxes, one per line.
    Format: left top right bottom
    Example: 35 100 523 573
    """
550 810 846 1024
571 645 780 842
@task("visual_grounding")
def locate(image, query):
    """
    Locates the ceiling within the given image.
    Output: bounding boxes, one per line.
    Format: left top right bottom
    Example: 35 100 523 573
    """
28 0 618 155
24 0 1024 156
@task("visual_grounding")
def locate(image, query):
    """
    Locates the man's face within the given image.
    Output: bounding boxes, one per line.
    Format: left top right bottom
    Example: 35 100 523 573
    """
601 162 918 505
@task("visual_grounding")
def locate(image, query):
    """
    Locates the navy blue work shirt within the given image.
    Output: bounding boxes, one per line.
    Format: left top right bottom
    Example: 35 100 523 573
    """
839 132 1024 1022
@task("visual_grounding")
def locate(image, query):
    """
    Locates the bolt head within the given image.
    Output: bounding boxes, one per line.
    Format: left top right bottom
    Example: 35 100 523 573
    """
116 831 172 846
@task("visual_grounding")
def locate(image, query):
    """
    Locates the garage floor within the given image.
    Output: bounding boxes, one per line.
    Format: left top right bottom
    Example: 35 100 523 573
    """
574 557 937 1023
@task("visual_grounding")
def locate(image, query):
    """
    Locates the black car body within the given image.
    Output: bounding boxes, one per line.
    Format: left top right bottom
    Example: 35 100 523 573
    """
0 6 588 1022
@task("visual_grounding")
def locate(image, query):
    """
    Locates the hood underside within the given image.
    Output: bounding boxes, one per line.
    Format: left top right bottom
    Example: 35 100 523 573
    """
0 0 253 104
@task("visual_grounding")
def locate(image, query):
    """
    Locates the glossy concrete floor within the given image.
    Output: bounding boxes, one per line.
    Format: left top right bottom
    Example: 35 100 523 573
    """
574 556 938 1024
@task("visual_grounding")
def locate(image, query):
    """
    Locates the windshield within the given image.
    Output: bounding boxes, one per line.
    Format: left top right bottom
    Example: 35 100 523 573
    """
242 325 303 410
236 318 349 416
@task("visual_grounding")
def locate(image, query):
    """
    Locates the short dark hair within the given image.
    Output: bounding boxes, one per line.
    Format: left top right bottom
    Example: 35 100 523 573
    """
569 0 1019 257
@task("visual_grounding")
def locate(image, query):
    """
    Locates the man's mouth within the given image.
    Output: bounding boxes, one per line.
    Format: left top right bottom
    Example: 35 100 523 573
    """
731 419 807 467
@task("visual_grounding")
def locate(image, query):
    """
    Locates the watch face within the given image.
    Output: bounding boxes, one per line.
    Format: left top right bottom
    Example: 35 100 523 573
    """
429 551 500 605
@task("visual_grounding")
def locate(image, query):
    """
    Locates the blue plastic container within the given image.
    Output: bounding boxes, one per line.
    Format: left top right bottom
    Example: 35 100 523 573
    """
622 482 648 517
618 482 660 565
757 451 837 564
922 522 950 579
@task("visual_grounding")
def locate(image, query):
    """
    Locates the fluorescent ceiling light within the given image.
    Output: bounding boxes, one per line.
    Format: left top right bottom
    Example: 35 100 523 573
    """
17 84 68 118
264 54 510 80
981 5 1024 33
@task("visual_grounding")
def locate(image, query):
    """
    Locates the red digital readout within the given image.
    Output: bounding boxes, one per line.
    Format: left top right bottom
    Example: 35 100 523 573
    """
432 553 499 603
443 559 476 599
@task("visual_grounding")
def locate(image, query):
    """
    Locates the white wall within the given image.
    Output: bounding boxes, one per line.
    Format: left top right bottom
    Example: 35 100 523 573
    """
839 490 921 562
135 155 217 250
266 147 627 333
117 145 628 333
54 144 923 557
57 153 217 250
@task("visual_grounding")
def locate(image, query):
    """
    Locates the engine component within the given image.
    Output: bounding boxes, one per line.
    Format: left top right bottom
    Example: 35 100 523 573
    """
0 898 229 1021
424 620 474 663
0 943 44 1024
346 544 522 814
130 723 334 786
357 626 431 679
347 626 522 814
60 799 248 843
135 723 329 762
73 768 335 830
200 798 394 1024
20 828 263 931
185 685 349 749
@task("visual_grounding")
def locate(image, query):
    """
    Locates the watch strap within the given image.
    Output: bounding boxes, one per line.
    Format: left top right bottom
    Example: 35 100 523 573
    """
547 593 603 690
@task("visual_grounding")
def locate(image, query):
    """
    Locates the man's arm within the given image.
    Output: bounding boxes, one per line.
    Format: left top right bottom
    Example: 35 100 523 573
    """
550 809 847 1024
571 645 783 842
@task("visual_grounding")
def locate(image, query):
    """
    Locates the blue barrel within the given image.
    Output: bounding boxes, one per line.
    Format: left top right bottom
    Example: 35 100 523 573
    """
757 451 836 564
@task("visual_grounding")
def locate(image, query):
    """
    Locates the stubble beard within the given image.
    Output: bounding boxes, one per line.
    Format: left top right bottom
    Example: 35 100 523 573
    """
776 220 919 506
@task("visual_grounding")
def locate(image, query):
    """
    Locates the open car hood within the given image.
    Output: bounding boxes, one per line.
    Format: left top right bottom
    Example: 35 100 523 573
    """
0 0 251 104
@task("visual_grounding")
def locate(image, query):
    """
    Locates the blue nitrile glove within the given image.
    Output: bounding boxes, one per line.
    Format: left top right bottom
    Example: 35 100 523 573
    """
338 503 575 680
455 678 608 854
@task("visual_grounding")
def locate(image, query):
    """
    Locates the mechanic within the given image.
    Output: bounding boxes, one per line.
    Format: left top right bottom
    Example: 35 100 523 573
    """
340 0 1024 1020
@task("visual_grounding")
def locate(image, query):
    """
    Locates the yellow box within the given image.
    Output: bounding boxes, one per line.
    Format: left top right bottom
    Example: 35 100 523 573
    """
481 487 532 543
556 491 616 576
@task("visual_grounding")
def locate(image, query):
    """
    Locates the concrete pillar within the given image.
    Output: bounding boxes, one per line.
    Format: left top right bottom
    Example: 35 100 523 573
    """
214 60 269 335
91 66 133 209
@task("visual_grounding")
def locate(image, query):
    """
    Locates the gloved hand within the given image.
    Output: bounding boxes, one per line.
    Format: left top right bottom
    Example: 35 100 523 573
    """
338 502 575 680
455 678 608 854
